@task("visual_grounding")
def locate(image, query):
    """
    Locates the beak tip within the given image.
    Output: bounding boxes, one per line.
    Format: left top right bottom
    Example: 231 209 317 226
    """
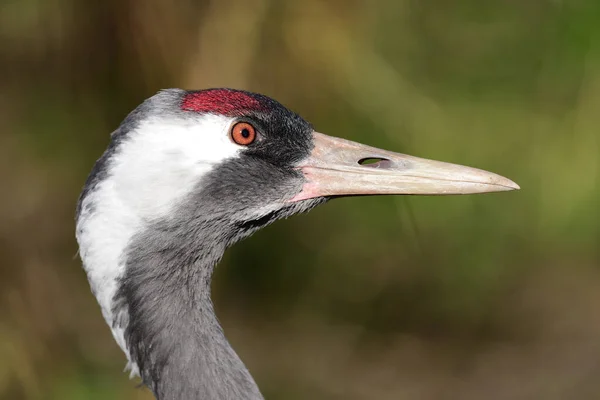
499 178 520 191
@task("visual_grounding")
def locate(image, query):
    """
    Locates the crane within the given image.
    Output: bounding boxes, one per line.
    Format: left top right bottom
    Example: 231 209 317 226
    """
76 88 519 400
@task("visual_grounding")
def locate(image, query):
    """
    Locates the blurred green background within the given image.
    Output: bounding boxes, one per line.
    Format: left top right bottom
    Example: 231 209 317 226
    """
2 0 600 399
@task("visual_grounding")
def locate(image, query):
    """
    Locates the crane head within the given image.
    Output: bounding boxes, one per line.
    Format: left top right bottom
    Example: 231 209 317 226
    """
82 88 518 228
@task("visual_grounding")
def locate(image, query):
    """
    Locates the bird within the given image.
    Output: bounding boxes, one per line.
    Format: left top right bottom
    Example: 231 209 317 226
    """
75 88 519 400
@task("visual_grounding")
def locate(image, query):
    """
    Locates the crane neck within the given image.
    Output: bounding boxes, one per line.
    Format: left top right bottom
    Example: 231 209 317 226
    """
115 211 265 400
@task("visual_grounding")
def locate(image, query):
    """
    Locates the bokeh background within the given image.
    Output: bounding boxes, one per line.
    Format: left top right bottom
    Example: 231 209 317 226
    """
2 1 600 399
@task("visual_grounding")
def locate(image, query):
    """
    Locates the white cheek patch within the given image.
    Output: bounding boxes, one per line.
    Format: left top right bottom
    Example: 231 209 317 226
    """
76 113 242 375
113 114 242 219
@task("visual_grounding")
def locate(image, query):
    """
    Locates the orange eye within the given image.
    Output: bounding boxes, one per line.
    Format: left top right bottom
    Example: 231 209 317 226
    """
230 122 256 146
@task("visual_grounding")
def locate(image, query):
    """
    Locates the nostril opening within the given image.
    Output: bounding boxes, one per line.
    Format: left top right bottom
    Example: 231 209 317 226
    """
359 157 387 165
358 157 392 169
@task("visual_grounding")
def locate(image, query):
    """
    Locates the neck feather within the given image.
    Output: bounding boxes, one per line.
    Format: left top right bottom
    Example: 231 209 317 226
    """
115 211 264 400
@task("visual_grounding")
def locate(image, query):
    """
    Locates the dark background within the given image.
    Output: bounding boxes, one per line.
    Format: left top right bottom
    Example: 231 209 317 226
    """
2 1 600 399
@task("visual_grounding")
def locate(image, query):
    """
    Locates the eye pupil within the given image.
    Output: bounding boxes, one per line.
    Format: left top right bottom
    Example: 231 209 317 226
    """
241 128 250 138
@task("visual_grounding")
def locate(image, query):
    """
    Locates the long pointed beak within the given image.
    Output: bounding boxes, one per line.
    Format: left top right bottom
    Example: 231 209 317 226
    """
291 132 519 202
